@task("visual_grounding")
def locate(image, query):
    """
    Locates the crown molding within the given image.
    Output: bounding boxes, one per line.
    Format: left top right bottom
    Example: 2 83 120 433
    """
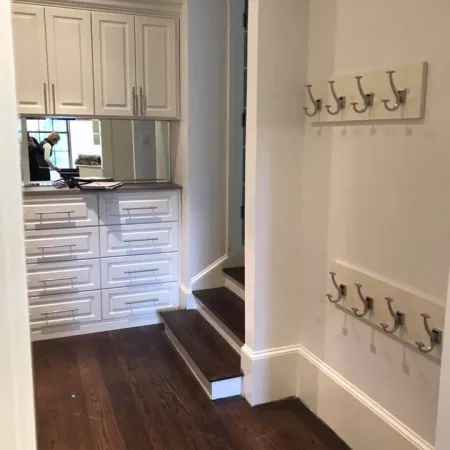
13 0 183 18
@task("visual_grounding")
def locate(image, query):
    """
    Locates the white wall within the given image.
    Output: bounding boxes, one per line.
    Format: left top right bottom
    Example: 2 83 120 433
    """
172 0 228 291
246 0 450 447
0 1 37 449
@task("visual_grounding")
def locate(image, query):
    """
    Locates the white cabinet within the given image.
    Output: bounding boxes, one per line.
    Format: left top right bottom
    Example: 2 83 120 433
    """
92 12 136 116
45 7 94 115
12 4 94 115
136 16 178 118
12 4 48 115
92 11 179 118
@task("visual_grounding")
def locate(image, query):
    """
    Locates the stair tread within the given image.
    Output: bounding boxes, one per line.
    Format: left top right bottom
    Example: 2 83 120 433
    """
160 309 242 382
192 287 245 343
223 266 245 287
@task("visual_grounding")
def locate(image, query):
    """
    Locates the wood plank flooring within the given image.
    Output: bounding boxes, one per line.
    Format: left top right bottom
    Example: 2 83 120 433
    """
33 325 350 450
223 266 245 286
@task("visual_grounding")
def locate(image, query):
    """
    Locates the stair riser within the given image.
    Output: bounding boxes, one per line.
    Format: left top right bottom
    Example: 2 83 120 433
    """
194 297 244 353
163 324 242 400
224 276 245 301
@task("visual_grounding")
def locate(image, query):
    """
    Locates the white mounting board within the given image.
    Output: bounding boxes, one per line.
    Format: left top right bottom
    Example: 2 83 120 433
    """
328 260 444 362
305 62 428 124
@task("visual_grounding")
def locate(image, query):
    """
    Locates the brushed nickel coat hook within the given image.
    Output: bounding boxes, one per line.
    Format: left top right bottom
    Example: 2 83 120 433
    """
351 76 374 114
303 85 323 117
352 283 374 318
415 313 442 354
325 81 346 116
380 297 405 334
326 271 347 304
381 70 407 112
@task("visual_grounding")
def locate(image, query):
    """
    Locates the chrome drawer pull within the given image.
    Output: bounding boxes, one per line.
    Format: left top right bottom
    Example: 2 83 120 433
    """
123 238 159 243
41 308 78 325
41 308 79 316
39 276 78 283
36 211 76 215
124 269 159 275
37 244 76 250
125 298 159 305
123 206 158 211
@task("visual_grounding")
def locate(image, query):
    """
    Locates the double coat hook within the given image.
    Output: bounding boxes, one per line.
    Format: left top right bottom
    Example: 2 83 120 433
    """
382 70 407 112
415 313 442 354
380 297 405 334
352 283 374 318
325 81 346 116
351 76 374 114
326 272 347 304
303 85 323 117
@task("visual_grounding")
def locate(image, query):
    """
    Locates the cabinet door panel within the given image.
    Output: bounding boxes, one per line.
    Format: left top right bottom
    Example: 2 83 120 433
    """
92 12 136 116
45 7 94 115
12 4 49 115
136 17 178 119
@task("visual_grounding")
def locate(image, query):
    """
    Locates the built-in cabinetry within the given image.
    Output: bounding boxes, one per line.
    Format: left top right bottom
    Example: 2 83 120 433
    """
23 189 181 340
12 3 179 119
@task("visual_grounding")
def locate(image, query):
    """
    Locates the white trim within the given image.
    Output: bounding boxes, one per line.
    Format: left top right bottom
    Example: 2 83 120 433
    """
191 253 228 285
242 343 299 360
30 311 173 341
224 275 245 300
14 0 182 18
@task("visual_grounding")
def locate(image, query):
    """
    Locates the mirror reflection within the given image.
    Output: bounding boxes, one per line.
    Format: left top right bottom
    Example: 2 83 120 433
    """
19 117 171 183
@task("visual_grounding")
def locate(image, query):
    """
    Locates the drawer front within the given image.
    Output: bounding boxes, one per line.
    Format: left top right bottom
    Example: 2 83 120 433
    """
101 283 179 320
99 191 179 225
25 227 99 264
101 253 179 289
100 222 179 257
24 193 98 230
27 259 101 297
29 291 101 329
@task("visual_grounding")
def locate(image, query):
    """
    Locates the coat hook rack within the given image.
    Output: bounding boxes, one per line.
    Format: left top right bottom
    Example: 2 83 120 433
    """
380 297 405 334
325 81 346 116
381 70 407 112
326 271 347 304
352 283 374 318
303 85 323 117
351 76 374 114
415 313 442 354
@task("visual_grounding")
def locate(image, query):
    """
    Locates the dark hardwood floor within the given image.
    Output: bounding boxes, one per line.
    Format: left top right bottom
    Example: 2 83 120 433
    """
33 325 349 450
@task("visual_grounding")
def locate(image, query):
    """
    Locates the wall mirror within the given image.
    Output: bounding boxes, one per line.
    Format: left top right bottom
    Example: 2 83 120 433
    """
19 117 171 184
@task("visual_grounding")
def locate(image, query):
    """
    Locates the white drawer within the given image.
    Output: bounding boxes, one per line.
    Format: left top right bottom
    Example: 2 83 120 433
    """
101 253 179 289
25 227 99 264
29 291 101 329
101 283 178 320
27 259 101 297
99 190 179 225
100 222 179 258
24 193 98 230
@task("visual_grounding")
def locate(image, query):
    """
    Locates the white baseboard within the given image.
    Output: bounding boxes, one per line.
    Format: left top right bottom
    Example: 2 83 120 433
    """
30 312 169 341
241 344 298 406
296 345 433 450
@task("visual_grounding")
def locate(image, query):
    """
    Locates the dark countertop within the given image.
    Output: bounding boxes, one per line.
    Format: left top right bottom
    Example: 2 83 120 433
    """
23 181 182 196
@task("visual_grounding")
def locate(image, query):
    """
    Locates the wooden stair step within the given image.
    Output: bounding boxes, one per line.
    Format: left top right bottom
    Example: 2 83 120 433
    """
193 287 245 343
160 309 241 382
223 266 245 287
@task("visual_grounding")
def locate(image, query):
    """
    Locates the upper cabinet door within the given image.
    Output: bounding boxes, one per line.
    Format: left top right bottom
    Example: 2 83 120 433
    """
12 4 49 115
92 12 136 116
45 7 94 115
135 17 179 119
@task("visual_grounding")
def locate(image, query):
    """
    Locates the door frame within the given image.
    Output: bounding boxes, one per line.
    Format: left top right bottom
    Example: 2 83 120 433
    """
227 0 246 257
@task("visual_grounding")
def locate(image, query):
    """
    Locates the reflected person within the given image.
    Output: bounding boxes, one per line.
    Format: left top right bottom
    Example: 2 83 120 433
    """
28 132 61 181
